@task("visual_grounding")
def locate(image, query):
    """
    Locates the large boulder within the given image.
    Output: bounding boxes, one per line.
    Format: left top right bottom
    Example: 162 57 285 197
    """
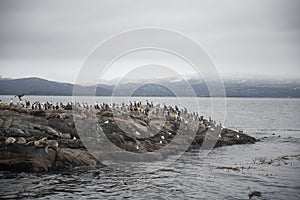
0 144 55 172
0 144 98 172
53 148 98 171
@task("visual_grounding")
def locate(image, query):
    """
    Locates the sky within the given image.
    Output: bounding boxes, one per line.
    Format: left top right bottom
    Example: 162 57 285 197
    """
0 0 299 83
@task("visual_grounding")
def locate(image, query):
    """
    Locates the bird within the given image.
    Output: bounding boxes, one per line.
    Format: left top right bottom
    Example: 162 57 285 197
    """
247 187 261 199
15 93 25 101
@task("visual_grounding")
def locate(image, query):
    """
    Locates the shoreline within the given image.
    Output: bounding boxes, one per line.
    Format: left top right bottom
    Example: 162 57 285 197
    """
0 101 257 172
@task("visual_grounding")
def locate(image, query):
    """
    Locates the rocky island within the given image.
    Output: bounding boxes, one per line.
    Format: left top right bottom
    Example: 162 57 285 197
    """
0 101 257 172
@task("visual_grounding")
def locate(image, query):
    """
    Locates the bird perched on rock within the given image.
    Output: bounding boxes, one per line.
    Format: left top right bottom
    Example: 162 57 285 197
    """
247 187 261 199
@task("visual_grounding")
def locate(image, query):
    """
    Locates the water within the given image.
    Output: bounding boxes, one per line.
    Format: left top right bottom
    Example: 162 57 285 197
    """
0 96 299 199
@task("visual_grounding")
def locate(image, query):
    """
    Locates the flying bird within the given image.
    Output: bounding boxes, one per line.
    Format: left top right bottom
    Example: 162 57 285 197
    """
15 93 25 101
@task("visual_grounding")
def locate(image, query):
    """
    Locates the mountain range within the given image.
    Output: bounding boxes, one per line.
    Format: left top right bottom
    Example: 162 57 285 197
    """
0 77 299 98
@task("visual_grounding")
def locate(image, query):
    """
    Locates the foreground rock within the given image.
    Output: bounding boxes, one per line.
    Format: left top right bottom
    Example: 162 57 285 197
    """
0 103 257 172
0 104 97 172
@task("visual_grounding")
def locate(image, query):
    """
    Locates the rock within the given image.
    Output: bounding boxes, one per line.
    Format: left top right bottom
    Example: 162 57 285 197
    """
0 117 13 132
101 110 113 117
0 144 56 172
47 140 59 149
48 117 78 138
6 127 28 137
34 125 60 137
10 107 28 114
0 104 10 110
48 113 65 120
57 138 85 148
27 129 54 139
58 132 71 139
16 137 26 144
30 110 46 117
54 148 98 170
0 104 258 173
106 133 125 148
0 144 98 172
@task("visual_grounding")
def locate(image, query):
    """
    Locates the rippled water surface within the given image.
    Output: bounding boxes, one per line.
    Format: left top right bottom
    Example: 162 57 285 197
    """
0 97 299 199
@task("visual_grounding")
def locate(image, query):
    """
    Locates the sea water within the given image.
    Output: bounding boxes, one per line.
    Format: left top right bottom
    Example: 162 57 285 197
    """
0 96 299 199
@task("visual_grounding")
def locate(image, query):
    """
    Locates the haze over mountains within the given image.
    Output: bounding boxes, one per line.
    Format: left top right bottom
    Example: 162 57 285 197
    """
0 77 299 98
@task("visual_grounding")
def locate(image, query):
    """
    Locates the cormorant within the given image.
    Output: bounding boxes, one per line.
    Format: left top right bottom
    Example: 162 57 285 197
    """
15 93 25 101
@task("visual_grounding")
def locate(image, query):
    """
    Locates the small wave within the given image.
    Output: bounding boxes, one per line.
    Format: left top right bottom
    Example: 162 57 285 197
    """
230 128 300 132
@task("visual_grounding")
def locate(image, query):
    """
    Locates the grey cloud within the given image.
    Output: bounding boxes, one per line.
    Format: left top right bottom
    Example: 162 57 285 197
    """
0 0 299 83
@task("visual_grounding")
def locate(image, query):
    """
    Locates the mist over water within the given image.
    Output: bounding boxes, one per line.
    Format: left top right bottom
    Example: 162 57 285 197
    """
0 96 299 199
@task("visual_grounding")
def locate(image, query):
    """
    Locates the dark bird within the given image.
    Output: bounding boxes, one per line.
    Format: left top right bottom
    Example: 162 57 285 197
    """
247 187 261 199
15 93 25 101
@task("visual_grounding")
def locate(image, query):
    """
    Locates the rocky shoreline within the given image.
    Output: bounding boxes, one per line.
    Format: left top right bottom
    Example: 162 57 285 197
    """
0 102 257 172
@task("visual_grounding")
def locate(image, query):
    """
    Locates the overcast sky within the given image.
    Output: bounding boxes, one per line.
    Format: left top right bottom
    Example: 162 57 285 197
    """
0 0 299 83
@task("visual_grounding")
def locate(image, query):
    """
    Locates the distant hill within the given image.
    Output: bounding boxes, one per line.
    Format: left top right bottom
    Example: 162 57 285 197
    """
0 77 112 96
0 77 300 98
0 77 74 96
